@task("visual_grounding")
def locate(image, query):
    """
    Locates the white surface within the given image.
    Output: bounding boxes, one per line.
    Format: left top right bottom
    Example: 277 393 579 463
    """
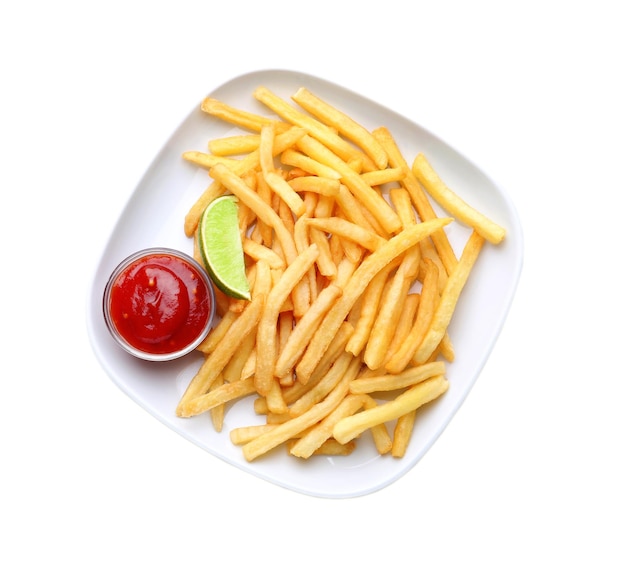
2 0 624 560
87 69 523 498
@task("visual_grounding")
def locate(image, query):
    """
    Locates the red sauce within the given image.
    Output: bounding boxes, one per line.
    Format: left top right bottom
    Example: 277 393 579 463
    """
108 252 212 356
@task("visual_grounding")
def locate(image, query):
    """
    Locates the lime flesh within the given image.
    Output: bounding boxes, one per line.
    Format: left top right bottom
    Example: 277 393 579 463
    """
198 195 251 300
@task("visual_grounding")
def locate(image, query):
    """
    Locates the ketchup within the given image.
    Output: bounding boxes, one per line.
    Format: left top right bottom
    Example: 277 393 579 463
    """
105 250 213 358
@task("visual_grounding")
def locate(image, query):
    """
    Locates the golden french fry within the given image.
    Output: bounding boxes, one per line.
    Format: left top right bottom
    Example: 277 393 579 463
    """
373 126 459 275
308 224 337 279
304 439 356 456
413 230 485 364
349 361 446 394
184 180 226 237
201 96 290 133
208 134 261 156
242 238 285 270
439 331 455 362
288 175 341 197
230 424 280 445
183 151 250 175
265 379 288 414
260 125 307 217
196 308 237 354
265 171 306 217
360 167 406 187
291 86 388 169
209 374 225 431
305 217 386 253
333 375 450 444
392 410 417 458
360 395 393 454
280 148 342 179
179 378 256 418
254 86 373 169
412 153 506 244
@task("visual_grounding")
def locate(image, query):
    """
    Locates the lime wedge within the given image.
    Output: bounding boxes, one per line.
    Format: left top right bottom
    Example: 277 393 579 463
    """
198 195 251 301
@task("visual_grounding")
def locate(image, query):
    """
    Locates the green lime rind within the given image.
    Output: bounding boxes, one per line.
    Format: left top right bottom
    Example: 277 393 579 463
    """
198 195 251 301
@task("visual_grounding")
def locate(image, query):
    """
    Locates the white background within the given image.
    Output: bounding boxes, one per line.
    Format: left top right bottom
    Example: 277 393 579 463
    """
2 1 624 561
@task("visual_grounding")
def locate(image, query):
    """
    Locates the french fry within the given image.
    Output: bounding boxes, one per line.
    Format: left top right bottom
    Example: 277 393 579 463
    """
260 124 306 217
361 395 393 454
179 378 257 418
281 148 342 180
254 86 373 169
208 134 260 156
182 151 248 174
230 424 280 445
265 379 288 414
209 374 225 432
373 126 459 275
349 361 446 394
242 238 285 270
304 439 356 456
305 217 386 253
184 180 226 237
392 410 417 458
360 167 406 187
291 86 388 170
413 230 485 364
201 96 290 133
196 308 237 354
412 153 506 244
333 375 450 445
288 175 341 198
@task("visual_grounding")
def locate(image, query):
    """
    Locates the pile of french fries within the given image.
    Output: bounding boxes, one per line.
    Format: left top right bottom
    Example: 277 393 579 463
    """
176 85 506 462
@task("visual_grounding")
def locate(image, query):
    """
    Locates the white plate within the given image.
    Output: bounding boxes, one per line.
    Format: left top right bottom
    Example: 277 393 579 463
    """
86 69 523 498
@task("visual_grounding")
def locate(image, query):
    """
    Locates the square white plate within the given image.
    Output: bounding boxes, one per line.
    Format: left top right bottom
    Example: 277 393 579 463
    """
86 69 523 498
